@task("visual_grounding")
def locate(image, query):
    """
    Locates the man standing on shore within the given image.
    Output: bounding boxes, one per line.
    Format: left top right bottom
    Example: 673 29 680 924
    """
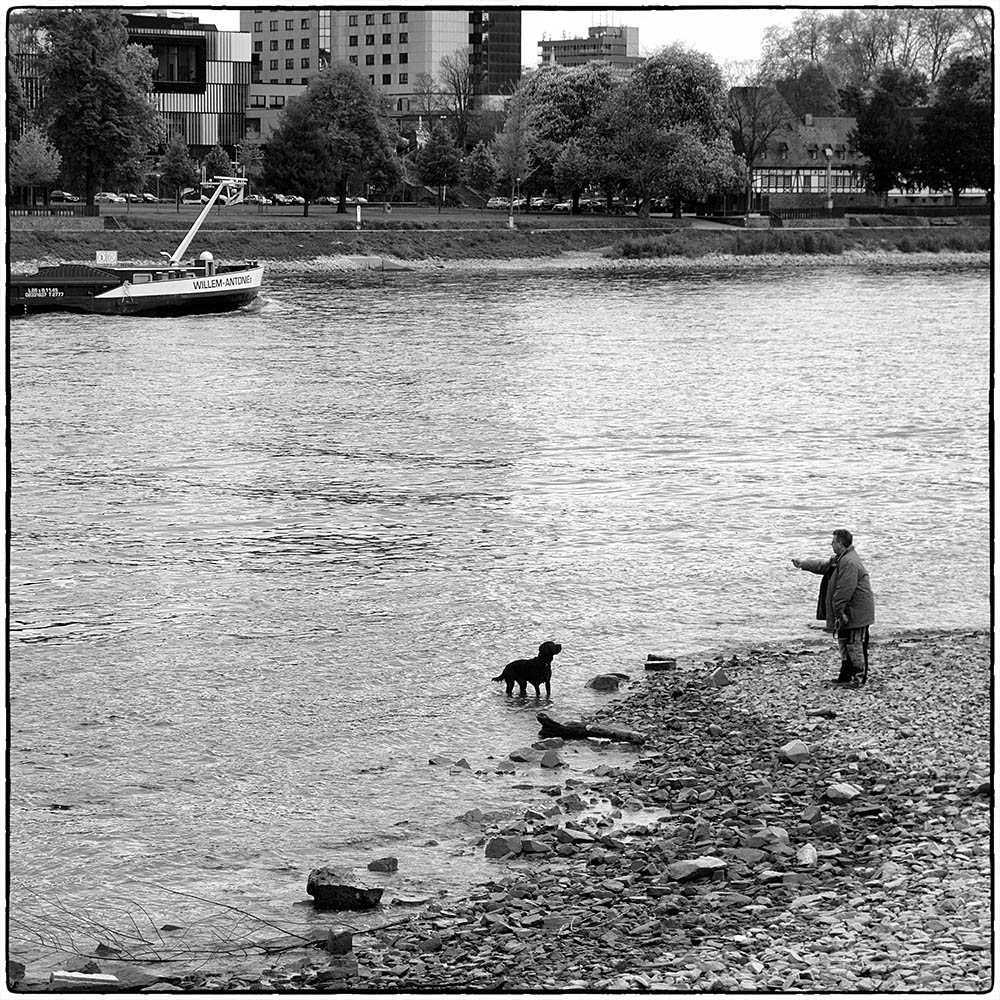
792 529 876 686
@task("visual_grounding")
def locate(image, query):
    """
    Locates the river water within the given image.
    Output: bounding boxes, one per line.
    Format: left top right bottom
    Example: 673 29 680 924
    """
8 260 990 963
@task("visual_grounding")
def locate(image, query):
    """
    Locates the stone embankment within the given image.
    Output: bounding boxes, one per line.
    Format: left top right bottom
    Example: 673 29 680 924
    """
151 627 988 993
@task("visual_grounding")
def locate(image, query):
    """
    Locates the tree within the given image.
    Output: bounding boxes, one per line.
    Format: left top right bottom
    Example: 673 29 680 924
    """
916 56 991 204
520 62 618 206
111 154 150 212
463 140 496 192
236 130 265 199
851 90 916 205
775 62 841 117
727 68 791 217
492 90 533 223
9 126 62 205
159 133 199 212
438 49 482 150
412 71 440 120
35 8 161 205
600 45 734 219
262 97 336 216
303 64 399 213
204 143 233 181
414 122 461 212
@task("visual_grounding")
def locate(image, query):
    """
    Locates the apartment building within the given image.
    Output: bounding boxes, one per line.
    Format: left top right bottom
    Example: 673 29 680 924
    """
240 7 520 137
538 25 644 75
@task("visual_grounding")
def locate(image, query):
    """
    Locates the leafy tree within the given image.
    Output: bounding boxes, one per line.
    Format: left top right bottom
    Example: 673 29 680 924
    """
111 154 150 212
463 140 496 192
262 96 336 216
775 62 841 117
6 64 29 148
727 62 792 216
9 126 62 205
204 143 233 181
236 130 265 199
303 64 398 213
600 45 734 219
414 122 461 212
34 8 161 205
492 91 533 219
850 90 916 205
916 56 991 204
520 62 618 207
159 133 199 212
875 65 929 106
412 71 440 120
438 49 482 150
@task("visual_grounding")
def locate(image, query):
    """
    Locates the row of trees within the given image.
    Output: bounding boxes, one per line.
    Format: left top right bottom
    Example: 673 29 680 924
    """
7 7 992 215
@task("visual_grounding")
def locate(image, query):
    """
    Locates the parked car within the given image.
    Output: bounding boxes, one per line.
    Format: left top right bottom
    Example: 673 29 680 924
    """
287 194 305 205
50 190 80 203
345 195 368 205
270 193 291 205
95 191 125 203
315 195 337 205
552 200 572 213
121 193 141 202
246 193 273 205
530 196 556 211
141 192 161 203
510 196 528 210
485 196 509 209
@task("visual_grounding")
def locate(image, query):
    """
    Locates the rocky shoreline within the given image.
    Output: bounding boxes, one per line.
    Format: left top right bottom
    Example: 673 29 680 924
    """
18 627 990 992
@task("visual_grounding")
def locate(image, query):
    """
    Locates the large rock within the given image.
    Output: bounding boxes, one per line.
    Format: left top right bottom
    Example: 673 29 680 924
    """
667 856 728 882
586 674 625 692
307 867 384 910
485 835 522 859
778 739 811 763
824 781 863 803
367 857 398 873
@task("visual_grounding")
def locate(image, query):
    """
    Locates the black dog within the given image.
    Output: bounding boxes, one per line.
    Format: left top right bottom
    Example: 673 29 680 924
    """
492 641 562 698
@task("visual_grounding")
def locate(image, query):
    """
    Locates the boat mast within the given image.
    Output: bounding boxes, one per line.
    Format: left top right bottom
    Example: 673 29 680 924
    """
168 176 247 266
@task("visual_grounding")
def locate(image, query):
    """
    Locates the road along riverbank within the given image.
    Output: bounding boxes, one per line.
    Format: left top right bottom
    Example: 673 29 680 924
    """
15 627 989 991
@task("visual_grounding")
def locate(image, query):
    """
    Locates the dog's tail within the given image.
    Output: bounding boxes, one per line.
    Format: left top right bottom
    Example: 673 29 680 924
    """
491 669 506 682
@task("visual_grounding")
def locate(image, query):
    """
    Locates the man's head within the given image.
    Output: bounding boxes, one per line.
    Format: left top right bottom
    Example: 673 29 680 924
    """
831 528 853 555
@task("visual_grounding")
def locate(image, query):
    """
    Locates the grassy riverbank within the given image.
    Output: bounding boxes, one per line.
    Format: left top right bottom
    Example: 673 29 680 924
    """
9 207 991 266
14 627 990 992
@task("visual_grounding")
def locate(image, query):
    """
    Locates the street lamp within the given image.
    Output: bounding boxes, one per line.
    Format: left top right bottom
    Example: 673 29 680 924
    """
823 146 834 212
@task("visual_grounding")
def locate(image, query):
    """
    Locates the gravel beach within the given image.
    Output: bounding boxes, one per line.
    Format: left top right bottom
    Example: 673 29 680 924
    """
122 626 989 993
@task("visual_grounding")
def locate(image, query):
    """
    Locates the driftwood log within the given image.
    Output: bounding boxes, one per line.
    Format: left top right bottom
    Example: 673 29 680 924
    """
537 712 646 745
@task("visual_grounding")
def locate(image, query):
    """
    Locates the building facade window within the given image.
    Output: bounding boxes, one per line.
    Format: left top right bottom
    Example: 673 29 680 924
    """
250 94 265 107
382 33 391 44
253 40 262 52
399 12 407 22
285 39 294 50
284 19 293 30
253 20 262 31
270 95 285 108
382 12 392 23
301 38 309 49
349 14 357 26
365 34 374 45
382 73 391 84
269 19 277 31
382 53 391 64
269 40 277 51
349 55 357 64
301 57 310 69
399 72 408 84
365 13 375 25
369 75 374 84
285 58 294 69
365 54 374 65
269 59 278 69
348 35 357 46
399 32 407 43
399 52 408 64
300 17 309 29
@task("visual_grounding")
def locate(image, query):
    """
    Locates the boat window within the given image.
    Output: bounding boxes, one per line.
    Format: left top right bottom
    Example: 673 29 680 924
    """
132 273 152 284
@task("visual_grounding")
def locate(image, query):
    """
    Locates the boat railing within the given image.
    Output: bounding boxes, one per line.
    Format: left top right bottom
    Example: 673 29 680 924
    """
9 205 101 218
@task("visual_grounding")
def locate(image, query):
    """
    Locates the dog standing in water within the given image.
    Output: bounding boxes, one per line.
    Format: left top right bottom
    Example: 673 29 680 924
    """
492 641 562 698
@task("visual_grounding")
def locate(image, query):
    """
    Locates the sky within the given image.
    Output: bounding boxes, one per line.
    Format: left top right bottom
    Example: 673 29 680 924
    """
183 5 805 68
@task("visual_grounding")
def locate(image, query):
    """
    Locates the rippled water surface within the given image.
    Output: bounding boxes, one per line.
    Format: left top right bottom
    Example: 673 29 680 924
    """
9 263 990 959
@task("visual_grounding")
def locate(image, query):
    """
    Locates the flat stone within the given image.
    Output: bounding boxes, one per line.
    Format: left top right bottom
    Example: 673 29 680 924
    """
367 857 398 873
779 739 811 763
824 782 863 803
307 867 384 911
667 856 728 881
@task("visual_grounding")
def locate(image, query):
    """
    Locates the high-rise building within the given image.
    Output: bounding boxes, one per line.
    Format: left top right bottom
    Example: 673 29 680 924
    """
538 25 644 75
240 7 520 132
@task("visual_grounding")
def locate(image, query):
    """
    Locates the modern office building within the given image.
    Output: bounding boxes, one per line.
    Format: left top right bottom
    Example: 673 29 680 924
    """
240 7 520 134
124 13 252 154
538 25 644 75
9 11 251 158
